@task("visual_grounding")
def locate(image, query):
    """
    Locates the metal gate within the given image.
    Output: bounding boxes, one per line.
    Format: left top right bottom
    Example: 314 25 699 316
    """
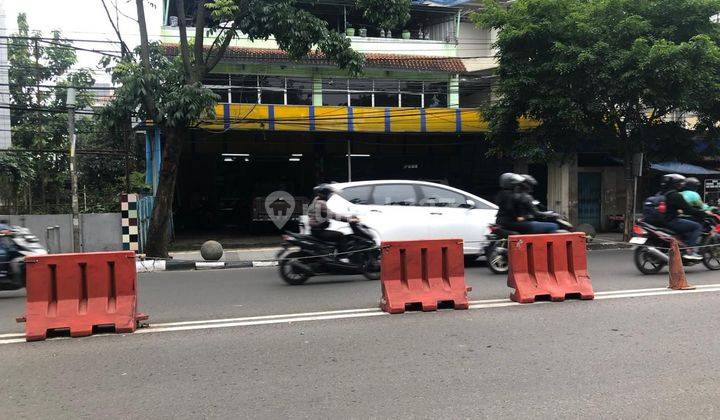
578 172 602 229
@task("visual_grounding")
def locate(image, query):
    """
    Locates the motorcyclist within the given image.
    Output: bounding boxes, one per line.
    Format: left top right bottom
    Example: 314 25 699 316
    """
0 220 10 277
496 173 558 234
681 177 715 212
307 184 358 257
661 174 704 260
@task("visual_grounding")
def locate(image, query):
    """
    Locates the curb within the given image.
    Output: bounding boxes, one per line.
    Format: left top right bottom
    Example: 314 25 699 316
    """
586 242 632 251
136 260 278 273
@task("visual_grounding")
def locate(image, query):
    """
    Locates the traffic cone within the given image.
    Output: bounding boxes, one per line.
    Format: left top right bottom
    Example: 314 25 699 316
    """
668 239 695 290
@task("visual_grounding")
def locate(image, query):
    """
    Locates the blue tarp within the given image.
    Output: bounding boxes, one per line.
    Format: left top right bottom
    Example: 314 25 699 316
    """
649 162 720 175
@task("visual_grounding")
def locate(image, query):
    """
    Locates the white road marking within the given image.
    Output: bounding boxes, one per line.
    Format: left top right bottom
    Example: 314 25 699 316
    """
3 283 720 344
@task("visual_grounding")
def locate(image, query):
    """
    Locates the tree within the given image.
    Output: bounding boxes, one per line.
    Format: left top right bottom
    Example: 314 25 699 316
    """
103 0 410 257
5 13 96 213
474 0 720 239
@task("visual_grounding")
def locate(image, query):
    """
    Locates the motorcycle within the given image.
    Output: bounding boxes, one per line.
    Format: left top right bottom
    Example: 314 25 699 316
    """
277 222 381 285
631 213 720 275
484 211 574 275
0 225 48 291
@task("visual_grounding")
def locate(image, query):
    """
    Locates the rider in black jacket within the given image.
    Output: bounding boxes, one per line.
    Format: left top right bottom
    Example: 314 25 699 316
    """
661 174 704 260
496 173 558 234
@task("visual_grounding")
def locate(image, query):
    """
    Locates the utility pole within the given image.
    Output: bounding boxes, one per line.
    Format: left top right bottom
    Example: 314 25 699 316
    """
67 87 81 252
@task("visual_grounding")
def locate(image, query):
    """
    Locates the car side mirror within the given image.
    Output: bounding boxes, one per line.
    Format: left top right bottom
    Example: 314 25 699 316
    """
461 199 475 209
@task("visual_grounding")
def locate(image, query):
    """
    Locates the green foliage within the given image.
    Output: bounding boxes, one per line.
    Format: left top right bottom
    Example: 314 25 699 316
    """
473 0 720 160
102 43 218 128
4 13 115 213
356 0 411 31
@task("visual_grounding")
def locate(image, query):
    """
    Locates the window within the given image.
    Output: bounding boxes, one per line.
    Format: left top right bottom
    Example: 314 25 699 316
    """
259 76 285 104
419 186 466 208
371 184 418 206
322 79 348 106
287 77 313 105
425 82 448 108
349 79 373 106
339 186 373 205
230 75 258 104
400 81 423 108
374 80 399 107
212 89 229 103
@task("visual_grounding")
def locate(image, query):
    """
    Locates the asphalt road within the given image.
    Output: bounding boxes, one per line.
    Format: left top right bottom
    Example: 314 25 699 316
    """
2 249 720 418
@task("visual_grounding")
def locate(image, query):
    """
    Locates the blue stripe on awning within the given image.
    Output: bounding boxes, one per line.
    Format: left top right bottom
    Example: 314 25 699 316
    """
384 108 391 133
268 105 275 130
348 106 354 132
223 103 230 129
309 106 315 131
455 108 461 133
420 108 427 132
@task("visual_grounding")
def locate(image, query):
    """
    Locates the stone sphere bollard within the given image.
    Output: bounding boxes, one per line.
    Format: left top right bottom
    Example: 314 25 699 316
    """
200 240 224 261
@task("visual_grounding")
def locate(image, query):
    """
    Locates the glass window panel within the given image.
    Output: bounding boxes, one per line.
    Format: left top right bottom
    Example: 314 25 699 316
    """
349 79 373 92
230 87 258 103
401 94 421 108
322 78 347 91
371 184 418 206
374 92 398 107
418 186 465 208
350 93 372 106
203 73 229 86
231 75 257 87
259 76 284 104
338 186 373 204
322 79 348 106
425 82 448 108
286 77 313 105
212 88 229 103
400 81 423 95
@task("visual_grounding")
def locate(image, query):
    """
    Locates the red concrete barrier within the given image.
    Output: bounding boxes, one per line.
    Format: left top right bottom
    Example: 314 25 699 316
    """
507 232 594 303
380 239 471 314
17 251 147 341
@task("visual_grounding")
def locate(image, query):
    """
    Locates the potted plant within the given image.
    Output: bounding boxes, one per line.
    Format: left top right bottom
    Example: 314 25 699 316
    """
402 29 411 39
346 26 355 37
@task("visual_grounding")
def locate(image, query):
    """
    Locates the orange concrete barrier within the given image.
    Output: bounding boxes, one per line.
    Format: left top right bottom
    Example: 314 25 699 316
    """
17 251 147 341
507 232 594 303
380 239 471 314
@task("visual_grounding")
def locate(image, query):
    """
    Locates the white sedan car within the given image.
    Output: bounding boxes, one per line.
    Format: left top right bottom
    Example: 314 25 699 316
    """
300 180 498 257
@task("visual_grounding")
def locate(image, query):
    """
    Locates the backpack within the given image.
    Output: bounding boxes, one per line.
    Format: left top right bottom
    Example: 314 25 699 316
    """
643 193 667 223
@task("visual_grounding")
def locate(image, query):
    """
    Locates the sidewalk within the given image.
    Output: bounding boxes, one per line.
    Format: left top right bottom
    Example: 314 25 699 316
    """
169 232 629 263
170 246 281 262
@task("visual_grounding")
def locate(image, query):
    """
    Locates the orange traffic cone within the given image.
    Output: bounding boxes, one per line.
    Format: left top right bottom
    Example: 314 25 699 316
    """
668 239 695 290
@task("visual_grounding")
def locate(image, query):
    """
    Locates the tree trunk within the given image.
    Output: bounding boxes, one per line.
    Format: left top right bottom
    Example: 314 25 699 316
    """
144 125 185 257
623 146 635 242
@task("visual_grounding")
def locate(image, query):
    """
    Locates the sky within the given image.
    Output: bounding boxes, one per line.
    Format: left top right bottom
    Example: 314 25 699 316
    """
3 0 164 83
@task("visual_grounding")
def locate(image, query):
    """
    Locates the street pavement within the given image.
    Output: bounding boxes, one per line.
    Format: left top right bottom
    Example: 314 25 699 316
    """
1 249 720 418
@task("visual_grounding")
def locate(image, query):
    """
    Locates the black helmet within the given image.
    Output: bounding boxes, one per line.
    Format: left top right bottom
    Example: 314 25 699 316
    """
520 174 538 187
684 177 701 191
499 173 525 189
660 173 686 191
313 183 335 199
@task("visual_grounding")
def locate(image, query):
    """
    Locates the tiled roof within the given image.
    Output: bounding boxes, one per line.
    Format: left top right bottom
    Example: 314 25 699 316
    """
163 44 466 73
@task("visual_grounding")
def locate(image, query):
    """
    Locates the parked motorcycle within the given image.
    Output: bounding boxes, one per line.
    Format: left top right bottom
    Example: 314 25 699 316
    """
631 213 720 275
277 222 381 285
484 212 574 275
0 225 48 291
